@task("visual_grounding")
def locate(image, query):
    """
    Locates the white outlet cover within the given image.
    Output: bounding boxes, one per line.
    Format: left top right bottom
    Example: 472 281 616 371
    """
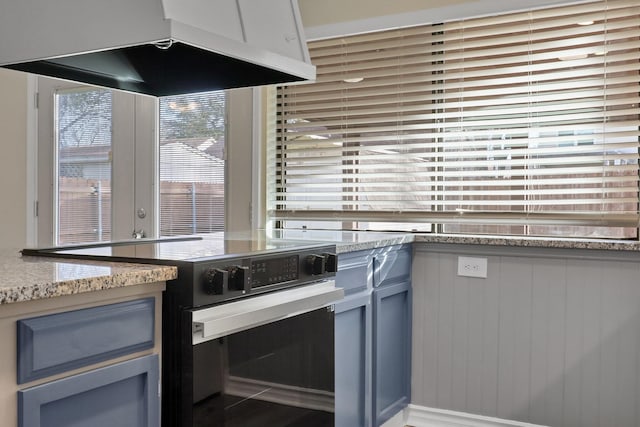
457 256 488 278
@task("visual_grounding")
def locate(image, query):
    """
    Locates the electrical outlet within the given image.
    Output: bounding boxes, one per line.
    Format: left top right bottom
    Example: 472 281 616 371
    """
457 256 488 278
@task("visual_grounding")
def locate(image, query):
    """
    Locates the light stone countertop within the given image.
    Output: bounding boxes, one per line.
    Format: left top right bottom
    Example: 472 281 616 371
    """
5 230 636 305
273 229 640 252
0 249 177 305
413 233 640 251
272 229 415 253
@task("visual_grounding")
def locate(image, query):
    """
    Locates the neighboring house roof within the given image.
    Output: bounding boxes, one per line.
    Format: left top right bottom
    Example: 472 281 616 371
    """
58 144 111 164
161 136 225 159
58 138 225 184
160 141 224 184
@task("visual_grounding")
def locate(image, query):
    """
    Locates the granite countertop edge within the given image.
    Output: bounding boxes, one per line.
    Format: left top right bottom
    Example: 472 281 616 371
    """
413 234 640 251
0 251 178 306
335 234 416 253
309 231 640 253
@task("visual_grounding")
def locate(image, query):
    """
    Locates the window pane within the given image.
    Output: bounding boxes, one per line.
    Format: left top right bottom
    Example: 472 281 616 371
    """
159 91 226 236
55 88 112 245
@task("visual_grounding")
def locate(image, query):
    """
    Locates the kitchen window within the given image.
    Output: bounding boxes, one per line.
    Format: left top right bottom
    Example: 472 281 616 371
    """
54 87 113 244
270 0 640 239
37 79 227 245
159 91 226 237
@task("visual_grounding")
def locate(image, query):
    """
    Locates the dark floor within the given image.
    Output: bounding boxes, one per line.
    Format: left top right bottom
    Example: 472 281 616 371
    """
193 394 334 427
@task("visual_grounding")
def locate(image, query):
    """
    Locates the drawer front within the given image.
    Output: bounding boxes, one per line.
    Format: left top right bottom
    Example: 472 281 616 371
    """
336 251 373 295
17 298 155 384
373 245 412 287
18 354 159 427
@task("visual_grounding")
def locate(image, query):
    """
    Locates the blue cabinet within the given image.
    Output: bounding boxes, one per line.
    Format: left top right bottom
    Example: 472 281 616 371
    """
335 291 372 427
18 354 159 427
335 249 373 427
16 298 160 427
335 244 412 427
372 280 411 426
17 298 155 384
372 245 412 426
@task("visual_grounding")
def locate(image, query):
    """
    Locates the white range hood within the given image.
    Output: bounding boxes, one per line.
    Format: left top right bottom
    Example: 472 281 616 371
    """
0 0 315 96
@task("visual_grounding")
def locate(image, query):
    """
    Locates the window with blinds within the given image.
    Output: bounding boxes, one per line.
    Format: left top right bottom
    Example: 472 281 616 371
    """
159 91 226 236
55 88 112 245
272 0 640 239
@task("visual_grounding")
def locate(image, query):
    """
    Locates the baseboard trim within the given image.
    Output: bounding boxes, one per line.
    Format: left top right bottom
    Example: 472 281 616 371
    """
388 405 549 427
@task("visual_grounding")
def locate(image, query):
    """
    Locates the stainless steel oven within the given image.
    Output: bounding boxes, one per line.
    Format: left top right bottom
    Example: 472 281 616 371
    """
23 233 343 427
190 281 341 427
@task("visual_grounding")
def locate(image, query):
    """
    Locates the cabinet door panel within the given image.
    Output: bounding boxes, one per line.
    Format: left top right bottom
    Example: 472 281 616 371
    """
17 298 155 384
19 354 159 427
373 281 411 426
337 250 373 295
373 245 412 287
335 292 372 427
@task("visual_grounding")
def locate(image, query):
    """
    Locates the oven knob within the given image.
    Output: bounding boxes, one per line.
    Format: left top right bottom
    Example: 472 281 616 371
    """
306 254 325 275
203 268 228 295
323 253 338 273
228 266 250 292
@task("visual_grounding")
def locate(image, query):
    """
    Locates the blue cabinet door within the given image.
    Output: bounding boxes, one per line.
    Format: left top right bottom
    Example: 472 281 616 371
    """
335 291 373 427
336 244 412 427
17 298 155 384
336 249 373 295
18 354 160 427
373 244 412 288
372 280 412 427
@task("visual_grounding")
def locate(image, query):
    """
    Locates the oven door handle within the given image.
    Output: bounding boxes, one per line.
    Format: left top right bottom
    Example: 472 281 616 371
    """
191 280 344 345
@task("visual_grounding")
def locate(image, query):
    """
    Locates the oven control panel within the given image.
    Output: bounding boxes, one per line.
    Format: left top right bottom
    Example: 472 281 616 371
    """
194 245 337 307
250 254 298 288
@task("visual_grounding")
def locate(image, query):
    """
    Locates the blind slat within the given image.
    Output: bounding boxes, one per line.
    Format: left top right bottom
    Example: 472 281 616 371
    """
274 163 639 179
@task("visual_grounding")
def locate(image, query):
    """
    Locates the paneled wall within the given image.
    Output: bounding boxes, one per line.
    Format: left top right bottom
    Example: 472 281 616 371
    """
412 244 640 427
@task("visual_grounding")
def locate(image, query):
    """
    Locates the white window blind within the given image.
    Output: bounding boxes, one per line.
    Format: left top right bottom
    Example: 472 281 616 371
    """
272 0 640 238
55 88 112 245
159 91 226 236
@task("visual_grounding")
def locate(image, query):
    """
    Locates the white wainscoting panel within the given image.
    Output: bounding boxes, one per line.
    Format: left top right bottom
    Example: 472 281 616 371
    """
412 245 640 427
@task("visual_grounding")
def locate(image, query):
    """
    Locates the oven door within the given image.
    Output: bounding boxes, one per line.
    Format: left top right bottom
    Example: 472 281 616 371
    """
188 281 343 427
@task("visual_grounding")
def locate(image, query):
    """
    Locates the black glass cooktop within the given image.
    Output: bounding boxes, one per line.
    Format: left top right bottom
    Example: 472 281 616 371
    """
23 231 334 263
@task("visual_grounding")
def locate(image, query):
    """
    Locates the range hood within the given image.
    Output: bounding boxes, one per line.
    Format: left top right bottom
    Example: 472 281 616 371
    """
0 0 315 96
